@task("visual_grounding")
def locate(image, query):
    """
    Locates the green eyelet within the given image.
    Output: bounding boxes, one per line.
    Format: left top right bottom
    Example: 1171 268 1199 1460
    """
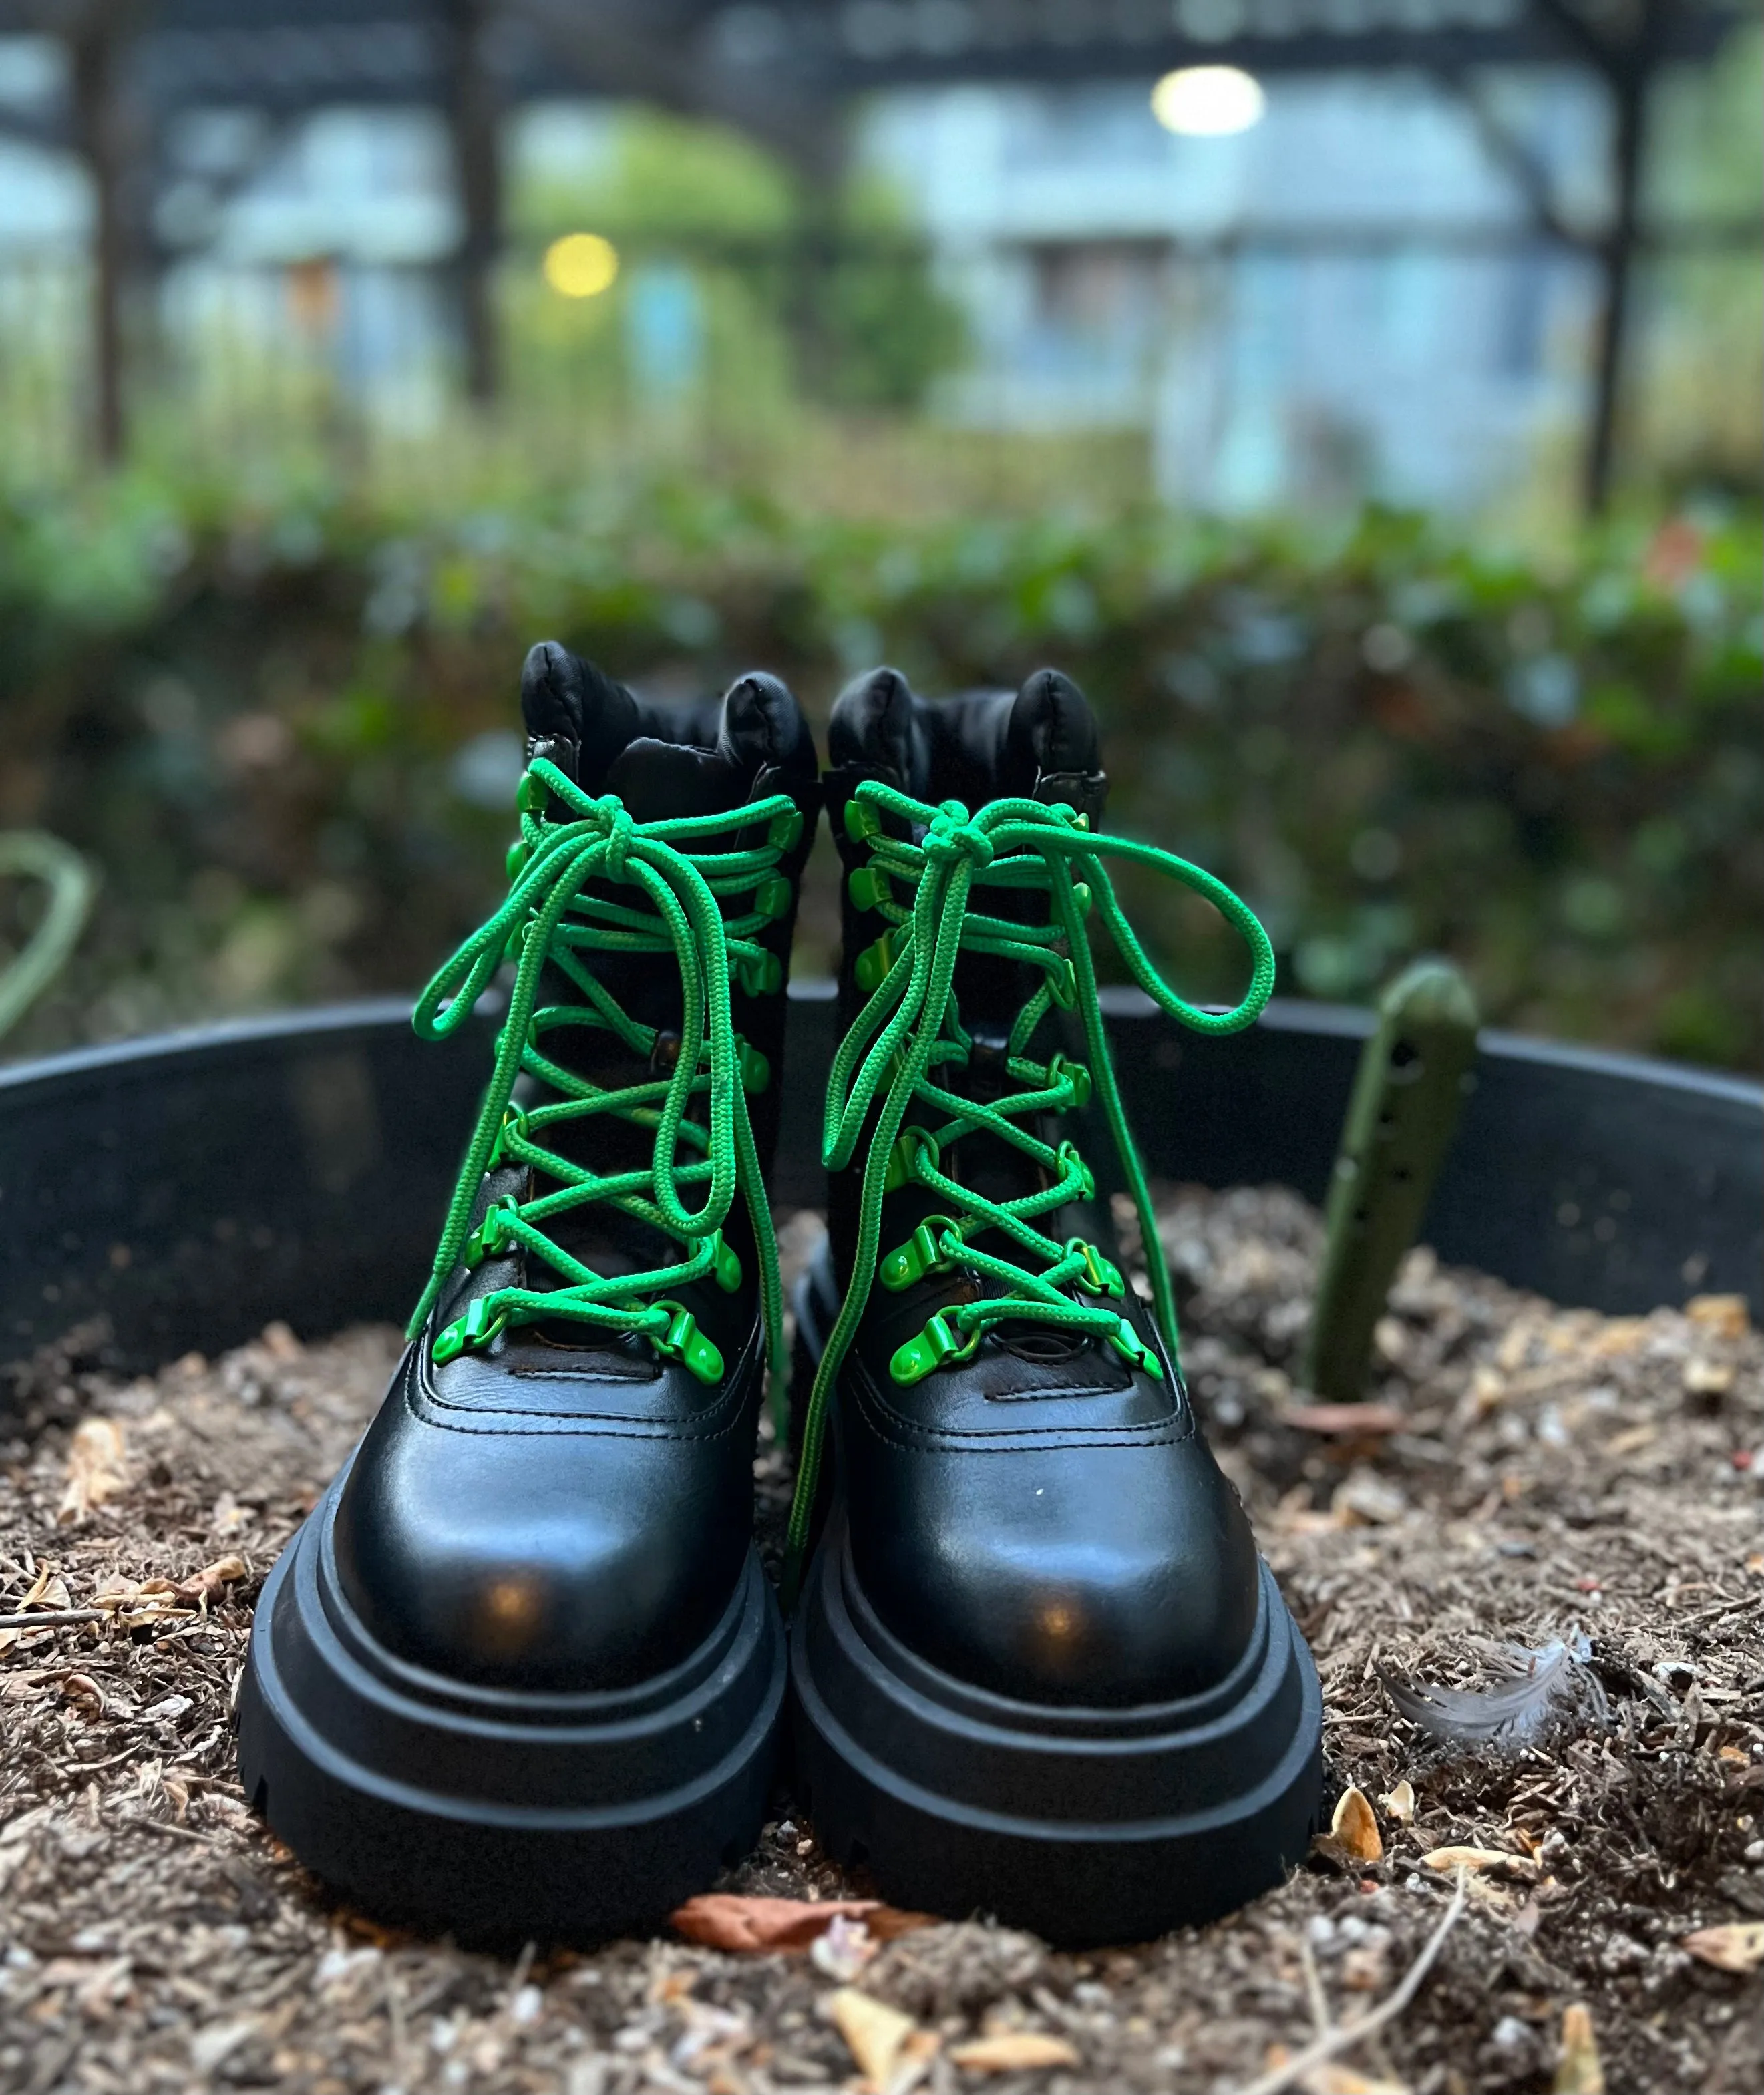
879 1215 962 1291
889 1310 980 1386
505 838 530 882
1047 957 1079 1010
1071 881 1093 917
1109 1317 1164 1379
1047 1052 1092 1110
709 1231 743 1292
854 929 900 994
433 1296 510 1366
753 874 792 922
488 1105 528 1166
844 798 882 844
1066 1237 1124 1298
651 1300 724 1384
1055 1139 1095 1201
848 866 892 912
516 770 546 813
464 1193 520 1268
737 1039 771 1093
883 1125 938 1194
736 948 784 996
767 805 804 853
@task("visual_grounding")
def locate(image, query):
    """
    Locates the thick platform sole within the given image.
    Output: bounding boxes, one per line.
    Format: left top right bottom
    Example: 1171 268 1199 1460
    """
238 1460 785 1943
787 1264 1322 1946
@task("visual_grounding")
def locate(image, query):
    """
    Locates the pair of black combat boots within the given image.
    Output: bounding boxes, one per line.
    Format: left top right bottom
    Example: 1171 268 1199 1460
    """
238 646 1321 1948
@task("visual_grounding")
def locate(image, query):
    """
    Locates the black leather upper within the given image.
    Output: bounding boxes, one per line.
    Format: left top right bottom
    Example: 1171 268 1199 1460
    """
820 666 1262 1706
332 647 817 1691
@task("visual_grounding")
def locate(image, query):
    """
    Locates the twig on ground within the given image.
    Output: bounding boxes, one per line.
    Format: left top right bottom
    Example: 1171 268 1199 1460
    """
1238 1873 1469 2095
0 1609 106 1630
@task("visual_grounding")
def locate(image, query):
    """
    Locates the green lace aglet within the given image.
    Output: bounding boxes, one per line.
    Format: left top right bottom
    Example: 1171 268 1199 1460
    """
652 1301 723 1384
737 1039 771 1093
1109 1318 1163 1378
848 866 891 912
753 874 792 922
768 806 804 853
889 1311 973 1386
844 798 882 844
711 1231 743 1292
880 1217 958 1292
854 930 898 994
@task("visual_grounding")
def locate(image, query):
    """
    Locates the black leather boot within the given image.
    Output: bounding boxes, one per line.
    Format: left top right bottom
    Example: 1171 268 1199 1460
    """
787 666 1320 1945
240 646 818 1941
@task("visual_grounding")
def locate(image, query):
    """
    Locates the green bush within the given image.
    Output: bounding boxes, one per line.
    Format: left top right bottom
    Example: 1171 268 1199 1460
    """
0 480 1757 1070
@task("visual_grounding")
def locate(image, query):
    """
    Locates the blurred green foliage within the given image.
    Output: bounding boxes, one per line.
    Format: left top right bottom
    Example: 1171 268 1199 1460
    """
0 478 1757 1071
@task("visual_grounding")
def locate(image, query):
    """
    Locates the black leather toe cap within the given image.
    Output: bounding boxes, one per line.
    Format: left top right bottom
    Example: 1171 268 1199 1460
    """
844 1386 1262 1708
332 1340 757 1692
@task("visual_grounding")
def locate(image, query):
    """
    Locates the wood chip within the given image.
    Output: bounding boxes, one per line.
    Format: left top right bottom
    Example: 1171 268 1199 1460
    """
1552 2004 1604 2094
1382 1779 1415 1825
57 1419 129 1523
1330 1786 1383 1863
670 1895 930 1953
826 1987 923 2090
1284 1403 1407 1436
1685 1294 1749 1340
1421 1845 1535 1877
1680 1923 1764 1973
949 2030 1081 2073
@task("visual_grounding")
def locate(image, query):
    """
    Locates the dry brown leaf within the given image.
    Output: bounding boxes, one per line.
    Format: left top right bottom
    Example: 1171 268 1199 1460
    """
827 1987 921 2090
1681 1923 1764 1973
1283 1402 1407 1436
948 2030 1081 2073
175 1554 250 1604
670 1894 930 1953
57 1418 129 1523
1382 1779 1416 1825
1300 2066 1411 2095
1685 1294 1749 1340
1421 1845 1535 1877
1552 2003 1605 2094
1331 1786 1383 1863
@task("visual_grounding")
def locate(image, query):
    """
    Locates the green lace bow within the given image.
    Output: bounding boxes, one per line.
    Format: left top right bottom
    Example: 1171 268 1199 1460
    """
407 755 801 1386
785 781 1276 1581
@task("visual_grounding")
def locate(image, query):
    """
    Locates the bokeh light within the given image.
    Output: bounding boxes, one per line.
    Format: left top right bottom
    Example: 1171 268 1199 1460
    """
542 232 620 299
1151 65 1266 136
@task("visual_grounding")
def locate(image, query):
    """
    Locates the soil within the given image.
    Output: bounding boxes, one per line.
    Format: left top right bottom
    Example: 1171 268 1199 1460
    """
1 1186 1760 2095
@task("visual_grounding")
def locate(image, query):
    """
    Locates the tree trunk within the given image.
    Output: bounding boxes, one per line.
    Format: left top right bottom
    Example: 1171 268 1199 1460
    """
443 0 502 407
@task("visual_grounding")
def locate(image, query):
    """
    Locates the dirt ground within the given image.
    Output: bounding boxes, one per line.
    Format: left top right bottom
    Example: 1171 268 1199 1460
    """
1 1186 1760 2095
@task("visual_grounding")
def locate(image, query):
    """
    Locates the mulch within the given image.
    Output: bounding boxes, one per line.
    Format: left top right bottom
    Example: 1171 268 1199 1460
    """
1 1185 1760 2095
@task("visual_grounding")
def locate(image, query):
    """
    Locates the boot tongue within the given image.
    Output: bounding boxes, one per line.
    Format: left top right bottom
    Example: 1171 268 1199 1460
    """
520 641 641 789
601 737 744 821
998 667 1101 797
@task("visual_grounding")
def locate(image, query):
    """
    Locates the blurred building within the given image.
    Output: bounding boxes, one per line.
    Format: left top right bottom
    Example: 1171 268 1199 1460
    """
865 71 1606 509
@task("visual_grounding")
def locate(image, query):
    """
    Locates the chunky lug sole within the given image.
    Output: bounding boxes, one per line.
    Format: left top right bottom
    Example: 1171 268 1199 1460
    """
239 1457 785 1944
788 1265 1323 1946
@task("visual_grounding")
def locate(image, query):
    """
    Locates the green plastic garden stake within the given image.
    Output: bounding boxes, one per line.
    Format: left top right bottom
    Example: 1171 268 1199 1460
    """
1303 958 1479 1402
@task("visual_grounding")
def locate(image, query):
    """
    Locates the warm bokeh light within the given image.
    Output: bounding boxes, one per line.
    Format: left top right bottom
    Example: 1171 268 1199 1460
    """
542 232 620 299
1151 65 1266 136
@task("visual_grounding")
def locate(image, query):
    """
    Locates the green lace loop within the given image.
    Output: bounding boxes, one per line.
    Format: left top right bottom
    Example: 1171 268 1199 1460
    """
784 781 1276 1590
407 755 793 1389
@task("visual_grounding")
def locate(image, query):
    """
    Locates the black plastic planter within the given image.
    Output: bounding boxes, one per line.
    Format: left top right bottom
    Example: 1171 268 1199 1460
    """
0 985 1758 1386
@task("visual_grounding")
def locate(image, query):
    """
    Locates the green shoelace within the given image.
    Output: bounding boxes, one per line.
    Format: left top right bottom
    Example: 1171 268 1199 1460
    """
407 755 801 1386
784 781 1276 1589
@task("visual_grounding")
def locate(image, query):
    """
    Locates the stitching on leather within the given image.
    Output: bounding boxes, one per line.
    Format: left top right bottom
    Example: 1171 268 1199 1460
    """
846 1354 1194 1454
